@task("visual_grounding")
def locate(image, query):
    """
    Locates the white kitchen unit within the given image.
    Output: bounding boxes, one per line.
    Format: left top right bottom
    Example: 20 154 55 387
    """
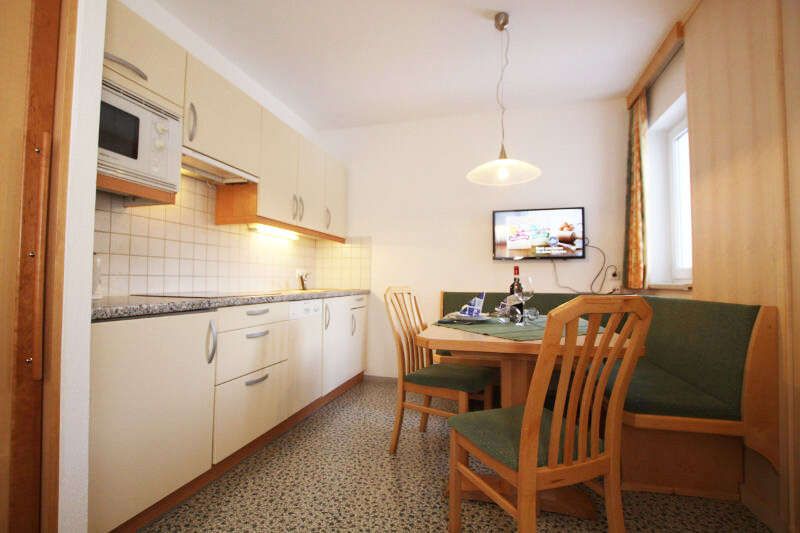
258 108 300 225
323 154 348 238
287 299 323 414
212 302 290 463
322 295 368 394
296 136 327 232
104 0 186 108
213 360 289 463
90 312 217 532
184 55 261 175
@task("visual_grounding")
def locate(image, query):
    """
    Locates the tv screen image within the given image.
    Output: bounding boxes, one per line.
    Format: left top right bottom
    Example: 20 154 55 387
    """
493 207 585 260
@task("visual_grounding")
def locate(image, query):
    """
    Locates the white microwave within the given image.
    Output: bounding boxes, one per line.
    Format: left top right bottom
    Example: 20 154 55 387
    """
97 81 181 193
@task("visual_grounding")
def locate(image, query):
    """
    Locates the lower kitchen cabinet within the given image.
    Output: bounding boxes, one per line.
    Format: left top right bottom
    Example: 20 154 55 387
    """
322 296 367 394
90 312 217 532
212 360 289 464
288 299 323 414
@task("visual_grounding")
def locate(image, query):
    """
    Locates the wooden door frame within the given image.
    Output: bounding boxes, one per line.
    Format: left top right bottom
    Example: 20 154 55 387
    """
40 0 79 528
5 0 78 529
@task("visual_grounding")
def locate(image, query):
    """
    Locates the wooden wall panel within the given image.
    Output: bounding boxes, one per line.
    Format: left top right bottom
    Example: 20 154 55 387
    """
0 0 34 526
782 0 800 529
684 0 793 528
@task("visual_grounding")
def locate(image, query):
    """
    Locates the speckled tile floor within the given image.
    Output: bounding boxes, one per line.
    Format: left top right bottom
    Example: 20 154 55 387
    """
143 380 768 532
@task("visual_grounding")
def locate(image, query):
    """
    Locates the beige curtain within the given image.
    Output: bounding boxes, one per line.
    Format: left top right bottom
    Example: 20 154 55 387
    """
623 96 647 290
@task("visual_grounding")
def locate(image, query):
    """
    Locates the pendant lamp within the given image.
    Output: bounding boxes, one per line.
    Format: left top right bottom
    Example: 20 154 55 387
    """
466 12 541 186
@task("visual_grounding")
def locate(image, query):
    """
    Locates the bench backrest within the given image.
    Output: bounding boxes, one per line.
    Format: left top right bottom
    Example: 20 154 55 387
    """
641 296 760 418
440 291 575 317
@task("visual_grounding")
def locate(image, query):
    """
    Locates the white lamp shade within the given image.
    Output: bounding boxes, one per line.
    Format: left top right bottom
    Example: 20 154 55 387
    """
466 157 542 186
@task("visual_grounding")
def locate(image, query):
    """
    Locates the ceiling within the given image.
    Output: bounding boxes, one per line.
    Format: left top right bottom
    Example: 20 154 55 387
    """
155 0 693 130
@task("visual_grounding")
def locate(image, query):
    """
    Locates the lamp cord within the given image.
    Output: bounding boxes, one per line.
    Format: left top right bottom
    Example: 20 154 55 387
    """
496 27 510 151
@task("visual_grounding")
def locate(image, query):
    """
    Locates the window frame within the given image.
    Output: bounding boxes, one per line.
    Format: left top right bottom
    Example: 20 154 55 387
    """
667 117 692 282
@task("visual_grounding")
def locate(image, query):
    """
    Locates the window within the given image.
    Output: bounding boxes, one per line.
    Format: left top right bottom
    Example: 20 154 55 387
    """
644 94 693 286
668 120 692 281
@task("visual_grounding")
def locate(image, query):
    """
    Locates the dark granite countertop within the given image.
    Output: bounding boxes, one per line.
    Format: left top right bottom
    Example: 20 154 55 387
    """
91 289 370 321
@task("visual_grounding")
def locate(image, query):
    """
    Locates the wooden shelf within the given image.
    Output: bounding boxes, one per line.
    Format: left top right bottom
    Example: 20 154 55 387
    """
96 172 176 206
215 182 346 244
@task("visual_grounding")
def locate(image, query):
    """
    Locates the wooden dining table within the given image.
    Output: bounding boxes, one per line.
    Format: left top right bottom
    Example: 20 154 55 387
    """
416 323 600 520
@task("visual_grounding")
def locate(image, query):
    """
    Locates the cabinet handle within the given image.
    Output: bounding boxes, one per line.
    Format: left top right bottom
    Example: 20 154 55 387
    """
325 207 331 229
246 329 270 339
351 314 356 336
245 372 269 386
207 319 218 364
246 307 270 316
188 102 198 142
104 52 148 81
324 304 330 330
299 197 305 221
292 194 298 220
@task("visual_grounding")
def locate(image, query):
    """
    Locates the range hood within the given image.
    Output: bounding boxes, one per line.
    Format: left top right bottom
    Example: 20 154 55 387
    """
181 146 259 185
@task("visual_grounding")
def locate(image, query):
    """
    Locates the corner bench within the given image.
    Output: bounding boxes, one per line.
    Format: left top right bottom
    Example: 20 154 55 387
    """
439 291 779 499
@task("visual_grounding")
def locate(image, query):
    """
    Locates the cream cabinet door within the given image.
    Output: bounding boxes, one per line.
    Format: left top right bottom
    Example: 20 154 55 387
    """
258 108 300 224
213 361 289 463
324 155 348 237
90 312 216 532
321 298 352 394
296 136 326 232
288 311 323 414
184 55 261 175
347 306 367 380
104 0 186 106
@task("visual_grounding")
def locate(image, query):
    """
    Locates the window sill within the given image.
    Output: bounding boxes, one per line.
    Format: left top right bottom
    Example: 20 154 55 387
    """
647 282 693 291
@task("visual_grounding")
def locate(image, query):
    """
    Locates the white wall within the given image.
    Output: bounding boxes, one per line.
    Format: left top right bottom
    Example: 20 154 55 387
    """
322 99 628 377
59 0 107 529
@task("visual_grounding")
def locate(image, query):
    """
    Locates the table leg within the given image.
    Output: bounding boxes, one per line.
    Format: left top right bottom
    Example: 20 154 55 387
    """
500 359 532 407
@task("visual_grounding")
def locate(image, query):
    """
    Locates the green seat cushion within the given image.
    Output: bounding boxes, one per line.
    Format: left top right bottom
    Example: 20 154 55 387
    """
405 364 497 393
608 359 740 420
641 297 759 419
448 405 601 470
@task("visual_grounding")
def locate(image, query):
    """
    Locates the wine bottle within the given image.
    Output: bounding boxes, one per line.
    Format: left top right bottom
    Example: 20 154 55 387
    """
509 265 524 316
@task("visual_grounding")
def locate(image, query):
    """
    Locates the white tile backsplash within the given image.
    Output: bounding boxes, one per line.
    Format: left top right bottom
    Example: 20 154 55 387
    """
93 176 367 296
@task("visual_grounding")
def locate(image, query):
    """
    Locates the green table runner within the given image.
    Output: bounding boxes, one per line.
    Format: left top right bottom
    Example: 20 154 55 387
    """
437 316 590 342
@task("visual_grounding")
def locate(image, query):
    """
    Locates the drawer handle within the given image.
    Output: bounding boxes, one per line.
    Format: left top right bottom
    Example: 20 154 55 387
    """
246 329 270 339
351 314 356 335
354 297 364 302
245 373 269 386
246 308 270 316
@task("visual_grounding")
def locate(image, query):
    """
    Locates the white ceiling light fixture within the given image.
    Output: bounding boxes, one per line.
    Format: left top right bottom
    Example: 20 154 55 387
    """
466 12 542 186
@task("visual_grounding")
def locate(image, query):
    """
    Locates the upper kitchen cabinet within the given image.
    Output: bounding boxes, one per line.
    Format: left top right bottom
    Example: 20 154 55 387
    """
324 155 348 238
184 55 261 176
258 108 300 224
104 0 186 108
296 136 326 232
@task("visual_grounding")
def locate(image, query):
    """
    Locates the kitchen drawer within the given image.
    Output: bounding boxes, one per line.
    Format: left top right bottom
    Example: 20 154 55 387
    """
215 321 288 385
348 294 367 309
216 301 289 332
213 361 288 463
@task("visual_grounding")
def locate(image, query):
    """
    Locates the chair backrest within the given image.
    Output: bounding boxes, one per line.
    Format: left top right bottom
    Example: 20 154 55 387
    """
518 295 653 473
384 286 431 377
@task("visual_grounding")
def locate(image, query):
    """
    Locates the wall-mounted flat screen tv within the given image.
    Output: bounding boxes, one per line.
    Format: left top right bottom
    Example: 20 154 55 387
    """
493 207 585 260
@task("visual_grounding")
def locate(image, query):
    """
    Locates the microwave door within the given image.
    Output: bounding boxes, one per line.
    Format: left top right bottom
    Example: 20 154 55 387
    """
98 99 143 166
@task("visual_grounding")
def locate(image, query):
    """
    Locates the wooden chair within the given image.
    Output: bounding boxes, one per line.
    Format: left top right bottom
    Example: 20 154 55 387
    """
384 286 497 454
447 295 653 532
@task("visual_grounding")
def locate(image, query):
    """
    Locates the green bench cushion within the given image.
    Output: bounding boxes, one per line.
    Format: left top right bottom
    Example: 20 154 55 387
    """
448 405 602 470
608 359 740 420
404 364 497 393
641 297 759 419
